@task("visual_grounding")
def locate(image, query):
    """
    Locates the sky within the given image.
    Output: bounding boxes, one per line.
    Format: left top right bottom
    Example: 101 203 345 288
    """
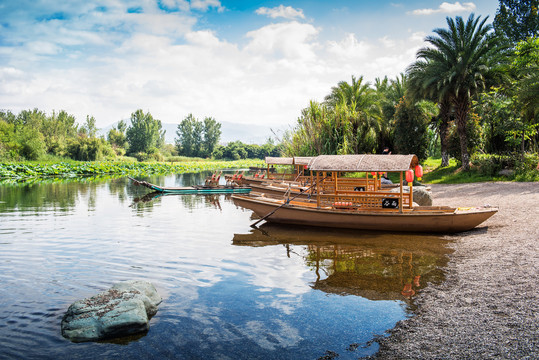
0 0 500 130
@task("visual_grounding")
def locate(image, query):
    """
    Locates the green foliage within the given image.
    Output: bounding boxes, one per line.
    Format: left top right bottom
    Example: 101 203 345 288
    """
0 159 265 181
392 97 430 161
447 112 482 164
66 136 114 161
79 115 98 137
212 140 280 160
176 114 203 157
203 117 221 157
175 114 222 158
41 110 79 155
126 109 165 155
494 0 539 43
408 14 508 170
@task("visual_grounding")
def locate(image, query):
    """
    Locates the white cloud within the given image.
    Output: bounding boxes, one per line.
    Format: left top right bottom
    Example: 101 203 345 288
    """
256 5 305 20
326 33 371 60
245 22 318 61
190 0 224 12
409 1 476 15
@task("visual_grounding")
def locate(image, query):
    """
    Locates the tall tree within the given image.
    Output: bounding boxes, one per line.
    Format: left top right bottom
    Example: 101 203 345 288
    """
126 109 165 154
494 0 539 43
80 115 98 137
412 14 505 170
176 114 201 157
324 75 381 154
202 117 221 157
407 59 452 166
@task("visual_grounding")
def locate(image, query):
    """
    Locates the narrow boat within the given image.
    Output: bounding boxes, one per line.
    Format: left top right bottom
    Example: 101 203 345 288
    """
232 154 497 233
128 177 251 194
241 156 314 186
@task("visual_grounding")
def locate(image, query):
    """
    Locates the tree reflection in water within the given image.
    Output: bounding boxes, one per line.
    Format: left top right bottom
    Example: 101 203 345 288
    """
233 224 453 304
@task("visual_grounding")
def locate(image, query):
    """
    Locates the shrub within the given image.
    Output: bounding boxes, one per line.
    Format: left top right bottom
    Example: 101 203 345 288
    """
66 137 115 161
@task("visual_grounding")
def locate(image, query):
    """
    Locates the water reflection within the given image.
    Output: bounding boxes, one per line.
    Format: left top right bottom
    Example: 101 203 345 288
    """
233 224 452 302
0 174 454 360
130 192 224 211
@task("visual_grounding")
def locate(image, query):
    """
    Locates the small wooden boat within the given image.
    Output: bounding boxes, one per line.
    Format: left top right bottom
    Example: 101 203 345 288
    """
241 156 314 186
232 154 497 233
128 177 251 194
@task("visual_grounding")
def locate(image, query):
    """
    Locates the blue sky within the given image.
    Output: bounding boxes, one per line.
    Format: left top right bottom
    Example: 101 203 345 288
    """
0 0 499 129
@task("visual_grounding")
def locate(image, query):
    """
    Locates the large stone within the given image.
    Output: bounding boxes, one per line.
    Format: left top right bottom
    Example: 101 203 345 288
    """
61 280 162 342
390 186 433 206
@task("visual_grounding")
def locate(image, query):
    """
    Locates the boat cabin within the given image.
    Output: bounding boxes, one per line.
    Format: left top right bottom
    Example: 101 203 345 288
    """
307 154 420 212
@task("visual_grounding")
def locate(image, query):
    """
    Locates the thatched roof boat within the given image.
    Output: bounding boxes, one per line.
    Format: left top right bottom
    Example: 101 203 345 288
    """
232 154 497 233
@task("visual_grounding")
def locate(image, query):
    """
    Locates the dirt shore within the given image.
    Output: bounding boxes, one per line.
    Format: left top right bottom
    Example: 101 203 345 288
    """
373 182 539 359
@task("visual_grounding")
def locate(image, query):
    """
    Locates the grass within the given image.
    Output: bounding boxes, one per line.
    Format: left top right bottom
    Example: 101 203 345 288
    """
419 157 538 184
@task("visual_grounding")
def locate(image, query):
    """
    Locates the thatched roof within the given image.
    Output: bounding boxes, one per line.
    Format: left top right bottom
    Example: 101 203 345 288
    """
293 157 314 166
308 154 419 172
265 157 294 165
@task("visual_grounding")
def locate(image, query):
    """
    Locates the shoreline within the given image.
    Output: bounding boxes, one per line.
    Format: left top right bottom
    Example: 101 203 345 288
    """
373 182 539 359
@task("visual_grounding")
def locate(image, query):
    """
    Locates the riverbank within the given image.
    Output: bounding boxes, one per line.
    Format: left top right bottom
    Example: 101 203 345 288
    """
373 182 539 359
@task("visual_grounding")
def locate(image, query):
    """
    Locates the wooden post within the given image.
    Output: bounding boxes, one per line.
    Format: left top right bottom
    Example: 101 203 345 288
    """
409 175 413 209
316 171 321 208
399 171 403 213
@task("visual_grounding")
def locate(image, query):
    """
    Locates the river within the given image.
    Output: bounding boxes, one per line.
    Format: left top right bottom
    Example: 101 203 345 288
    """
0 172 452 359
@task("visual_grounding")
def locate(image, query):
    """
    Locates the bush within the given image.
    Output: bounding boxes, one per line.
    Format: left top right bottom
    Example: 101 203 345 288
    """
66 137 115 161
133 151 165 162
16 127 47 160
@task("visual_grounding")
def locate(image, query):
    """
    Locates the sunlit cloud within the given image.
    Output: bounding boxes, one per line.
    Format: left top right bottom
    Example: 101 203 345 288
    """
409 1 476 15
256 5 305 20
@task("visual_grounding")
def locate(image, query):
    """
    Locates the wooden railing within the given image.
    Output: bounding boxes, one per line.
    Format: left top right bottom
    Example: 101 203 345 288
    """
318 191 411 210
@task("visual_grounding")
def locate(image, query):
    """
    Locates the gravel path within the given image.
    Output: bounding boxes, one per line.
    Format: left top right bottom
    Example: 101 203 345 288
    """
374 182 539 359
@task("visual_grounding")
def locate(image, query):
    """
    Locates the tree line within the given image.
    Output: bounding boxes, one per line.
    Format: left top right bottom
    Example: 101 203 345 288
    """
283 1 538 171
0 108 281 162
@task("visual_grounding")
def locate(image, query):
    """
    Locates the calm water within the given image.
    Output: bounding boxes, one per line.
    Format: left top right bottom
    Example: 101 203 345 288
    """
0 172 452 359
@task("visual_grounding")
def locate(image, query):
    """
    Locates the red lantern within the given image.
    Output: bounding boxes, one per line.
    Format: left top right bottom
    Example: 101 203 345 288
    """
371 172 376 176
415 165 423 178
405 169 414 183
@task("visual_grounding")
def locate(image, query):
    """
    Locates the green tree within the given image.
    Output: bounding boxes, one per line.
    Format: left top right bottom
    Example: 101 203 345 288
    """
202 117 221 157
80 115 98 137
393 97 431 161
413 14 506 170
176 114 201 157
107 120 128 156
126 109 165 155
324 75 382 153
407 58 451 166
375 74 408 153
494 0 539 43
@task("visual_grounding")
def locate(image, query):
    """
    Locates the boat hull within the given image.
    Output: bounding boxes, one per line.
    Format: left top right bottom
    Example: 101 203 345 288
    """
129 177 251 194
232 195 497 233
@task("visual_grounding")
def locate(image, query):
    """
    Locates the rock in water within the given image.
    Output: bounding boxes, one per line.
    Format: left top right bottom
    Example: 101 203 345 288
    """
61 280 162 342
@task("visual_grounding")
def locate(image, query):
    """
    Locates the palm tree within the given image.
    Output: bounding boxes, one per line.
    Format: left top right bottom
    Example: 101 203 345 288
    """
324 75 382 154
410 14 505 170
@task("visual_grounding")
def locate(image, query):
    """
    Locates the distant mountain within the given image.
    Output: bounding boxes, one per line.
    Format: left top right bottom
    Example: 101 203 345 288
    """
99 121 287 145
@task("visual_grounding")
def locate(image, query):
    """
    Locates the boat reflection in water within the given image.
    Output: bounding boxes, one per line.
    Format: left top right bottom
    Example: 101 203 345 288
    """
233 223 453 302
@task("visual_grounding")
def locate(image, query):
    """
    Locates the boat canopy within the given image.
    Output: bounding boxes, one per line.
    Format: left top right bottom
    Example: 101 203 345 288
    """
293 157 314 166
265 157 294 165
308 154 419 172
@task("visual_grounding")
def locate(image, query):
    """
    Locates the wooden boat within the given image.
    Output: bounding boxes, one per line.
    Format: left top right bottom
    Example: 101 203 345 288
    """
241 156 314 186
128 177 251 194
232 154 497 233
